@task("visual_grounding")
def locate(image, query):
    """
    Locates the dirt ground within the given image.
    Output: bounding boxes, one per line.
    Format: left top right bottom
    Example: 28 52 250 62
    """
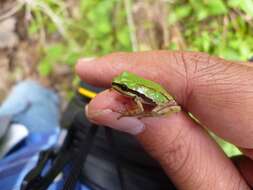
0 1 73 103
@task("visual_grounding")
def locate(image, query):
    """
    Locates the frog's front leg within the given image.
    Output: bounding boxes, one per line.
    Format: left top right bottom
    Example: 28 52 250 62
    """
133 96 144 112
117 96 144 119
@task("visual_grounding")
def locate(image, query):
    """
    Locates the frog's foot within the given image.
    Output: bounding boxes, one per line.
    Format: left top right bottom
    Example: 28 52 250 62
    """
151 103 181 117
117 103 181 119
116 109 145 119
136 112 154 119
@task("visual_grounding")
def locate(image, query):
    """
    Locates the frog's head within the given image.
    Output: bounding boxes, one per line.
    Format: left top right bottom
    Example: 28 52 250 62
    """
111 71 137 96
112 71 131 89
112 71 130 83
112 71 178 104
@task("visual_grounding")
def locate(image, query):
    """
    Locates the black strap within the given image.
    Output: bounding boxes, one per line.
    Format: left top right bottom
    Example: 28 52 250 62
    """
21 141 72 190
105 128 126 190
62 125 98 190
34 151 71 190
21 150 55 190
21 123 99 190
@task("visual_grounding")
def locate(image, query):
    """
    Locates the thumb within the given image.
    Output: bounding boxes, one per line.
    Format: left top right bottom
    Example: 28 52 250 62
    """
86 90 249 190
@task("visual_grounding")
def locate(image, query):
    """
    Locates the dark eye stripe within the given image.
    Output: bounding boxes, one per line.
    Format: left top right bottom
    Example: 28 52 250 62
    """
112 83 127 90
112 82 155 105
121 84 128 91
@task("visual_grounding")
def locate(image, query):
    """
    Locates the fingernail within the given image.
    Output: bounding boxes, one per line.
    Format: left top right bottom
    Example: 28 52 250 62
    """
76 58 96 74
85 105 112 120
85 105 145 135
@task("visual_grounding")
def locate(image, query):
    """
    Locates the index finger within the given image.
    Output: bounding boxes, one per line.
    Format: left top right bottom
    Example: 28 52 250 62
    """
76 51 253 148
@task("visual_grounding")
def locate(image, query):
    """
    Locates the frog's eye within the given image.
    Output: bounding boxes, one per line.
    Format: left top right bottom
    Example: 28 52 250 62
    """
120 84 128 91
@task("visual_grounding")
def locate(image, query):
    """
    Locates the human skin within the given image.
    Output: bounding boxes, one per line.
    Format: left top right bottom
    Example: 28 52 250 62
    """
76 51 253 190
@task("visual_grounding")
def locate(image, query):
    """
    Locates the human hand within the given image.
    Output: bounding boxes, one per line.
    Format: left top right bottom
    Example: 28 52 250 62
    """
76 51 253 190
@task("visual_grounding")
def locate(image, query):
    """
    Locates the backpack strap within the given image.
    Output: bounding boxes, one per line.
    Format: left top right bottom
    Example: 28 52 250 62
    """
62 125 98 190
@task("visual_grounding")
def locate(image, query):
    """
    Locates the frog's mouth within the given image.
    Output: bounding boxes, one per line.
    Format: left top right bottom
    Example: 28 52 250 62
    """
111 82 128 94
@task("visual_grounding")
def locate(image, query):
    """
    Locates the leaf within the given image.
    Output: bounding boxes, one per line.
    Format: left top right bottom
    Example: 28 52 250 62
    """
189 0 208 20
168 5 192 24
46 43 64 57
28 21 39 34
201 32 211 52
219 48 242 61
65 51 82 65
117 27 131 47
97 21 111 34
169 42 179 50
38 43 64 76
189 0 227 20
228 0 253 17
38 61 53 76
240 0 253 17
206 0 228 15
227 0 241 8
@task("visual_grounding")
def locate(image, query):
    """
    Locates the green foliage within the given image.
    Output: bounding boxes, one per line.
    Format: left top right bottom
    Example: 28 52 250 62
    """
31 0 131 75
26 0 67 37
170 0 253 61
38 43 64 76
228 0 253 17
210 132 241 157
31 0 253 72
189 0 227 20
218 138 241 157
38 42 85 75
76 0 131 54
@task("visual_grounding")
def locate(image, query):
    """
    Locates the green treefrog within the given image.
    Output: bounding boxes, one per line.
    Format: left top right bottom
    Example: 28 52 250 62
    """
112 71 181 118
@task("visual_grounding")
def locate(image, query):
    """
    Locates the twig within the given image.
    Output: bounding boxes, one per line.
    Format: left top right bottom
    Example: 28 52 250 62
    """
123 0 138 51
162 3 170 48
35 1 69 39
233 9 253 27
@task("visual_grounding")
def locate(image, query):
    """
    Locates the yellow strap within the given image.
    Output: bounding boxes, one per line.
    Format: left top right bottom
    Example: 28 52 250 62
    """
78 87 97 99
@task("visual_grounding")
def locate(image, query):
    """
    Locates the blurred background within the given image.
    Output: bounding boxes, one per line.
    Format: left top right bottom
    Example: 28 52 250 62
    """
0 0 252 156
